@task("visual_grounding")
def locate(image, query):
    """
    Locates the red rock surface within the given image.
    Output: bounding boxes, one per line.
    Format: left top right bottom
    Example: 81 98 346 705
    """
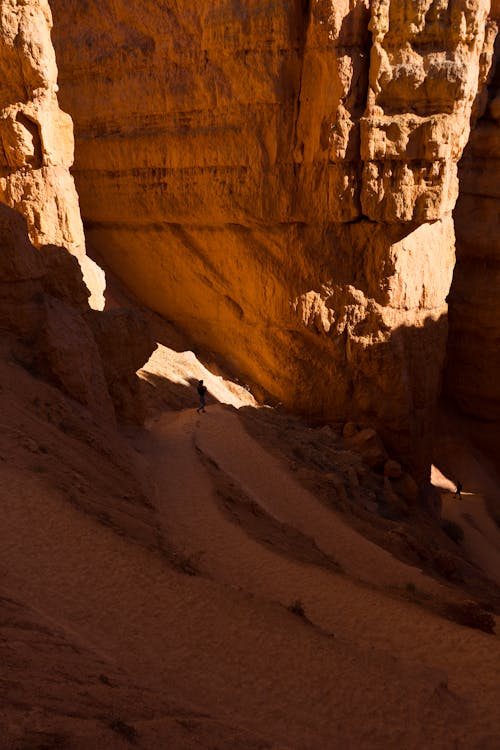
0 0 105 307
0 199 154 423
3 6 500 748
48 0 498 468
447 23 500 426
2 348 500 750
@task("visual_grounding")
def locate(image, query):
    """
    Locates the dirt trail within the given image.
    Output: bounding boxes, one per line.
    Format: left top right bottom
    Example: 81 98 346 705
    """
2 403 500 748
193 407 438 587
146 405 500 746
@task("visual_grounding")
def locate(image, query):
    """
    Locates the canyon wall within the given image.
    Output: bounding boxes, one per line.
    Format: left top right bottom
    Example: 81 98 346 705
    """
448 18 500 424
0 1 155 421
0 0 104 307
44 1 496 467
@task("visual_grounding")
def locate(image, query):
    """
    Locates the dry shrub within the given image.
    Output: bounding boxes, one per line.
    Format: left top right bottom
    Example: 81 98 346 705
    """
109 719 138 744
288 599 306 618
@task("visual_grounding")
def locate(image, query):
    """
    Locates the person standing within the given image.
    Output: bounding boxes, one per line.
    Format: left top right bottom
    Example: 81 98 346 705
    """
196 380 207 413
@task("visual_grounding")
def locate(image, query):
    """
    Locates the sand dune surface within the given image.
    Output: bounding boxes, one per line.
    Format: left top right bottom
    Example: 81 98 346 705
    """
1 354 500 749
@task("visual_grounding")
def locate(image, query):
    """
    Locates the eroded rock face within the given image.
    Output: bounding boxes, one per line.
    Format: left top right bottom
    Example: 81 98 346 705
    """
87 308 156 424
0 202 114 418
47 1 496 469
0 201 156 422
0 0 105 308
361 0 495 222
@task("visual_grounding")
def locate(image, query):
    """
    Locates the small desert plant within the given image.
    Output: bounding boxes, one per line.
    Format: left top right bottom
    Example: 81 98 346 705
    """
109 719 138 744
287 599 335 638
169 549 201 576
288 599 306 618
441 519 464 544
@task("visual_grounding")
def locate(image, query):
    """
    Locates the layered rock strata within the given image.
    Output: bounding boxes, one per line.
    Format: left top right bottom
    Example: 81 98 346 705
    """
49 1 497 468
0 0 104 307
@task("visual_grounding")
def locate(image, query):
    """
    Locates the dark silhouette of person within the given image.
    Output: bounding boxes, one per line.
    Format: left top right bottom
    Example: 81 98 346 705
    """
196 379 207 413
454 480 463 500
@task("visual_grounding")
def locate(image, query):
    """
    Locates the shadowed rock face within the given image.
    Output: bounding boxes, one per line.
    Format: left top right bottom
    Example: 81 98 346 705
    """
447 26 500 424
0 202 156 422
3 0 494 468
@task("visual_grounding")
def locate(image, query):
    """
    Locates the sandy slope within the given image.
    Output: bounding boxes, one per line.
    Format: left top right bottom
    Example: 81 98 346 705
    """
144 405 500 748
445 492 500 587
2 359 500 748
433 430 500 588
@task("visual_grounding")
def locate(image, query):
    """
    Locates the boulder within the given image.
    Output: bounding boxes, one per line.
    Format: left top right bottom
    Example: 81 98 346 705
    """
382 476 408 516
433 551 462 581
343 422 359 439
384 460 402 479
344 428 388 469
390 472 419 506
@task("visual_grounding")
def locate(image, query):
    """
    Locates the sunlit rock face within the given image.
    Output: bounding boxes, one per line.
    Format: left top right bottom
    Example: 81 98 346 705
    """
0 0 104 307
447 17 500 424
49 0 496 468
0 1 157 420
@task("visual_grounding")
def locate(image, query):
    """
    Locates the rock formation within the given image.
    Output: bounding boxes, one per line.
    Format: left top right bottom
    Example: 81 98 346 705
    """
447 12 500 424
0 0 104 308
48 0 497 470
0 202 155 422
0 202 114 418
0 0 158 422
87 307 156 423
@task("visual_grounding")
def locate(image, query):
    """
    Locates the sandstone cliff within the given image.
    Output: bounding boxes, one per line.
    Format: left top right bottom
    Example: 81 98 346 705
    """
45 1 498 467
448 15 500 424
0 0 158 421
0 0 104 307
